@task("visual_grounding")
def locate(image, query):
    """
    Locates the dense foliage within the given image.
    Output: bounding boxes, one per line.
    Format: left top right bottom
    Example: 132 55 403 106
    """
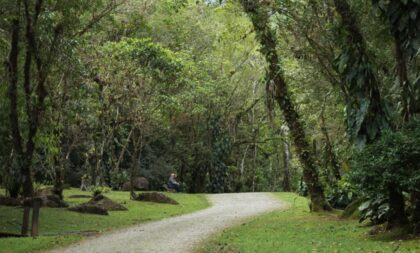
0 0 419 233
351 120 420 225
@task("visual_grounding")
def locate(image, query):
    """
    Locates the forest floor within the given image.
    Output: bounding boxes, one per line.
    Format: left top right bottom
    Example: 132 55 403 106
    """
0 189 209 253
197 193 420 253
47 192 285 253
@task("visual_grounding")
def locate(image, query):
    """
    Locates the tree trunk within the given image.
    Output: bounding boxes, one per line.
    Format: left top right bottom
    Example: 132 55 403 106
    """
189 165 207 193
411 191 420 234
7 1 23 199
240 0 331 211
282 140 291 192
21 205 31 236
320 113 341 181
8 183 20 198
7 151 21 198
21 160 34 198
240 144 249 188
280 125 291 192
31 197 42 238
387 186 409 229
130 130 142 199
53 157 64 199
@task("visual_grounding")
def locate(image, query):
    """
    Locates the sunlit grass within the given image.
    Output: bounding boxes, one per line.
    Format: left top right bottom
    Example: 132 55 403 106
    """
0 188 209 253
197 193 420 253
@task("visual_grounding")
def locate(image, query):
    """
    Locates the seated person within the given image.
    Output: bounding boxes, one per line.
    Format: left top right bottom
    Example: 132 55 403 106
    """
168 173 180 192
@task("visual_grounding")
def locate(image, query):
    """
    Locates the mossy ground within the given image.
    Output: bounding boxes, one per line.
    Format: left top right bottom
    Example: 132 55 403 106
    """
0 188 209 253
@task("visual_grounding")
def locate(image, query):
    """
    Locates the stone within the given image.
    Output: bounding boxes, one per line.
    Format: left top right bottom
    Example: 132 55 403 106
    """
367 224 385 235
0 195 22 206
121 177 149 191
88 194 127 211
0 232 24 238
42 194 69 208
134 192 178 205
35 188 68 208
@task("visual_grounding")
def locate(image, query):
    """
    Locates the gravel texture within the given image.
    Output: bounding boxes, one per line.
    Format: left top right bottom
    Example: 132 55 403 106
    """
48 192 286 253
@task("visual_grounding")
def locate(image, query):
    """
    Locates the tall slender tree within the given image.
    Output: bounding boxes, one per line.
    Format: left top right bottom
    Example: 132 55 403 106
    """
240 0 331 211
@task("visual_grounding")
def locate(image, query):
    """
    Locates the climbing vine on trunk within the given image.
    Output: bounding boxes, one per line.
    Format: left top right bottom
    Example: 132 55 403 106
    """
240 0 331 212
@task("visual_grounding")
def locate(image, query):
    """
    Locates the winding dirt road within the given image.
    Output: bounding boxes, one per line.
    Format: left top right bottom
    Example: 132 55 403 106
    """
48 193 286 253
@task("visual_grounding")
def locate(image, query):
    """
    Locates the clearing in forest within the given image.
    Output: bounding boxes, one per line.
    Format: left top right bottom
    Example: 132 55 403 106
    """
48 193 285 253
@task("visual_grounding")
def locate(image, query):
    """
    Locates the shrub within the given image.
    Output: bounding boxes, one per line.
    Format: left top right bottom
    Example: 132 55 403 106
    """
110 170 129 190
326 179 358 209
91 186 111 196
358 194 389 224
350 119 420 224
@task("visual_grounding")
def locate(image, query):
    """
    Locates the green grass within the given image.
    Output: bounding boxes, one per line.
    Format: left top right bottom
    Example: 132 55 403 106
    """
0 188 209 253
197 193 420 253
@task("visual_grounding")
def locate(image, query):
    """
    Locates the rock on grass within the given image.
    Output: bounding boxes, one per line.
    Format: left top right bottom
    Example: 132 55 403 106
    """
0 195 22 206
134 192 179 205
88 194 128 211
68 194 128 215
36 188 69 208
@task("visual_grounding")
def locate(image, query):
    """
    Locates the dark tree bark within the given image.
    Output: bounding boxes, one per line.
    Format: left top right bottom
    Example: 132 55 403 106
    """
240 0 331 211
130 129 142 199
387 186 409 229
189 165 207 193
20 0 48 198
411 191 420 234
6 0 61 235
320 113 341 181
52 155 65 199
7 1 23 198
320 99 341 181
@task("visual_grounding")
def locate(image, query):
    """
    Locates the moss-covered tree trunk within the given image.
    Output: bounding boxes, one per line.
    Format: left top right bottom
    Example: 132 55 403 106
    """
240 0 331 211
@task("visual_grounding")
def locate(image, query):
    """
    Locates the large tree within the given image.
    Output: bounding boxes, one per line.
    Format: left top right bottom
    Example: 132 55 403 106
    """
240 0 331 211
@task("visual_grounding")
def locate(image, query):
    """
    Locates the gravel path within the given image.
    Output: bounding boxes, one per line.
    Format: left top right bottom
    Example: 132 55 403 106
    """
48 193 286 253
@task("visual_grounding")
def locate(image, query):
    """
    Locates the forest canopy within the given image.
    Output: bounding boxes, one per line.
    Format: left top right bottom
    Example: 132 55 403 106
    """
0 0 419 234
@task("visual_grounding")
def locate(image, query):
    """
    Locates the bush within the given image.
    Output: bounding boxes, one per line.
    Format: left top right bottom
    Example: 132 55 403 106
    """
110 170 129 190
326 179 358 209
358 194 389 224
350 119 420 224
297 180 308 197
91 186 111 196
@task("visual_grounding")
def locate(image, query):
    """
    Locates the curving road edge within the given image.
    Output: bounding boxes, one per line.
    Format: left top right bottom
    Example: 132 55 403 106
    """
47 193 287 253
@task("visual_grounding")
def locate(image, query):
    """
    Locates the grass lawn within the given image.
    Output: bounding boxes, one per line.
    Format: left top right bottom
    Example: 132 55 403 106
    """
197 193 420 253
0 188 209 253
